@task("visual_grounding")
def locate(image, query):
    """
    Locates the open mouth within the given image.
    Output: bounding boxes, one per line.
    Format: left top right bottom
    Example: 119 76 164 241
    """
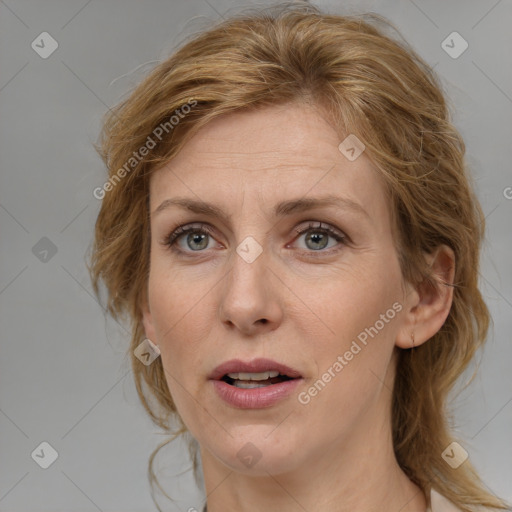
221 371 295 389
211 360 303 408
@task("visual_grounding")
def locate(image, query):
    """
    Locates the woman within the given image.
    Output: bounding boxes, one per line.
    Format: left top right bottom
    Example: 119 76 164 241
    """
89 3 510 511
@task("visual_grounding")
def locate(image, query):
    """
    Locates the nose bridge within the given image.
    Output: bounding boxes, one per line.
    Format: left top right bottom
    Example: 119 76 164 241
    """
218 230 282 333
227 195 269 283
225 234 267 303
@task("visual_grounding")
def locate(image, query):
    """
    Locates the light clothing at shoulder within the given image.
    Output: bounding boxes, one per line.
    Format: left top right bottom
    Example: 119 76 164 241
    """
428 488 463 512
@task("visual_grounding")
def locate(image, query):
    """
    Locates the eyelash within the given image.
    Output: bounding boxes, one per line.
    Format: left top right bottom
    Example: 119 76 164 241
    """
164 221 347 257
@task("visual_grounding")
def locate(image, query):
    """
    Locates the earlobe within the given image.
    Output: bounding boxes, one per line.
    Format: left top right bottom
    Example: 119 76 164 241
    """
395 245 455 350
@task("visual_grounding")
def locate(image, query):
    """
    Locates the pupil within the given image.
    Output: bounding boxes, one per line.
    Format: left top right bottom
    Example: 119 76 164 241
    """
187 233 208 251
306 231 327 250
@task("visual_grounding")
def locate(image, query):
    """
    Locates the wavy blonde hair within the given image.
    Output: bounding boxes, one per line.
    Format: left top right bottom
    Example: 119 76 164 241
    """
88 2 509 510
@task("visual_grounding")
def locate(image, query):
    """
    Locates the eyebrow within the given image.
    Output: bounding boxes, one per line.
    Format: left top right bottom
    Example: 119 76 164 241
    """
153 195 369 222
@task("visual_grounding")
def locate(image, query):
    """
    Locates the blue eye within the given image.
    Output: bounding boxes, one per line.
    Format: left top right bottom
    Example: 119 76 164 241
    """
165 223 217 252
292 222 346 252
164 221 346 255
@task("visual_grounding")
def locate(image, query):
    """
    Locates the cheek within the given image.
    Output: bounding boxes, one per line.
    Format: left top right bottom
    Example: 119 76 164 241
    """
149 256 208 327
295 254 403 407
301 263 401 346
147 271 207 419
297 282 402 433
147 262 217 381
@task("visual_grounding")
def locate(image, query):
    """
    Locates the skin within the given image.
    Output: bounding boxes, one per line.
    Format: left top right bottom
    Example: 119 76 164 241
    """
142 102 455 512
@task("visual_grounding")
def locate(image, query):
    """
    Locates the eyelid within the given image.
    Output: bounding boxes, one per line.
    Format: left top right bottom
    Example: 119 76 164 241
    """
165 222 216 245
291 221 345 240
287 221 348 255
163 220 348 254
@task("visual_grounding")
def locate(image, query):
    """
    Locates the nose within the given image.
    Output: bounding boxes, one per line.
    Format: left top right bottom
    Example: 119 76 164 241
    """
218 243 284 337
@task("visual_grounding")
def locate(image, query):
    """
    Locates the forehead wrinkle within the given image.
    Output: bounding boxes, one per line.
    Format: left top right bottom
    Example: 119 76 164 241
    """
167 158 340 176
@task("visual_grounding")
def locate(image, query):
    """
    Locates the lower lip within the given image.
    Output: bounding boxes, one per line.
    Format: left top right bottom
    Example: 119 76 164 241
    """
211 378 303 409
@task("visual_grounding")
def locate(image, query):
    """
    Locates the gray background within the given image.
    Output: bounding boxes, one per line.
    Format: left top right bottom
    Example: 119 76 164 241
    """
0 0 511 510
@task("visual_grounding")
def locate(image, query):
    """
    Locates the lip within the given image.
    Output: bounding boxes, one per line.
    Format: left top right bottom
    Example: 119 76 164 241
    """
209 358 302 381
209 358 303 409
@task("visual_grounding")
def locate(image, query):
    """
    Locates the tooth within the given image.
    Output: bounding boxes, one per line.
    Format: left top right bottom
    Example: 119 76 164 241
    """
226 370 280 381
240 372 261 380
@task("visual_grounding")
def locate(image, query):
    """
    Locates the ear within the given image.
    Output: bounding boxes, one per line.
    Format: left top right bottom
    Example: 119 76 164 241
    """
395 244 455 349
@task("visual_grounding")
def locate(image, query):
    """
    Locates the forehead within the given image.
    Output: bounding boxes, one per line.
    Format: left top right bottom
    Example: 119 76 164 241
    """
164 103 342 171
149 103 390 225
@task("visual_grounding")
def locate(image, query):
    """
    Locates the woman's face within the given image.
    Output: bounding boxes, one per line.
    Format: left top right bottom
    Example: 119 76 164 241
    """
143 102 414 475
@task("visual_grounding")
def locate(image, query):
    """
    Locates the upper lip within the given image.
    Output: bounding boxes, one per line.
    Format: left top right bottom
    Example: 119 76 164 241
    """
209 358 302 380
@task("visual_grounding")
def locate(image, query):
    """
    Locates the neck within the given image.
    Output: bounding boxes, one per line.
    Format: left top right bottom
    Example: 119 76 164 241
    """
200 409 427 511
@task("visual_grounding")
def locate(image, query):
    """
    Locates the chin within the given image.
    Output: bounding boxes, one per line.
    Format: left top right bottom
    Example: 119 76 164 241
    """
210 428 305 476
